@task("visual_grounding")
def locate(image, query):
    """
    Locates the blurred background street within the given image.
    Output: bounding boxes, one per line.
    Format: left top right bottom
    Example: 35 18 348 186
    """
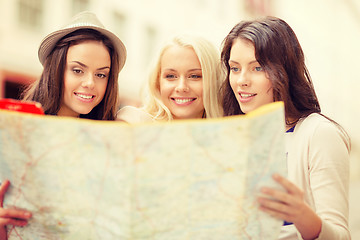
0 0 359 238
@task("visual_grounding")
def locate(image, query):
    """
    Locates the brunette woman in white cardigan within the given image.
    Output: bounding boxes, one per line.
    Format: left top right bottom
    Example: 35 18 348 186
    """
220 16 350 240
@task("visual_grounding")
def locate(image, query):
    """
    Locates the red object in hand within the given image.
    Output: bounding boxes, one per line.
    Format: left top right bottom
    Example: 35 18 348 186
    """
0 98 44 115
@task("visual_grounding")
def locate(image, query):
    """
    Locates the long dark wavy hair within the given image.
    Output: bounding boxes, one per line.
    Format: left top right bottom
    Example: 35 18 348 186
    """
22 29 120 120
220 16 321 125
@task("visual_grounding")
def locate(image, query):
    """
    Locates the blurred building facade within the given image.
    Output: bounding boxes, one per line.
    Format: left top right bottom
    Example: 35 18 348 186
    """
1 0 358 171
0 0 268 105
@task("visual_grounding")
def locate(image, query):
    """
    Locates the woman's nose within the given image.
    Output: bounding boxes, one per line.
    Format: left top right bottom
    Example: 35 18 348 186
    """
175 77 189 92
237 71 250 87
81 74 95 89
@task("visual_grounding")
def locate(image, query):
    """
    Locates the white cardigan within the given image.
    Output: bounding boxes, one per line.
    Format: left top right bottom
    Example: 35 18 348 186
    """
279 113 351 239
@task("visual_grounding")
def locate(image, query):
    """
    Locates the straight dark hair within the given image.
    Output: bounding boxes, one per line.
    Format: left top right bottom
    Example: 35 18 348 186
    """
220 16 320 125
22 29 120 120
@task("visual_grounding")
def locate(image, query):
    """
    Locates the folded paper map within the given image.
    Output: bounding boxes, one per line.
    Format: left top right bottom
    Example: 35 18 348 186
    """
0 101 286 240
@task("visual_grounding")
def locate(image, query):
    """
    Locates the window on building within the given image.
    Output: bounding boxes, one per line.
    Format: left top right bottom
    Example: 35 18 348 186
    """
113 12 126 41
72 0 90 16
144 25 157 65
17 0 44 30
244 0 273 16
4 81 26 100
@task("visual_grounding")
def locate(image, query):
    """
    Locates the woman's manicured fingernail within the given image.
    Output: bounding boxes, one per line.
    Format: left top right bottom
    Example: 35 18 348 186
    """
273 173 280 179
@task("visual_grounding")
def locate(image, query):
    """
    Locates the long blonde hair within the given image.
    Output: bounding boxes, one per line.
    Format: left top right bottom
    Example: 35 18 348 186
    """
143 35 224 121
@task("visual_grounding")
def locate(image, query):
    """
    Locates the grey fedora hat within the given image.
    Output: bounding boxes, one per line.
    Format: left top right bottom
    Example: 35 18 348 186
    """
38 11 127 70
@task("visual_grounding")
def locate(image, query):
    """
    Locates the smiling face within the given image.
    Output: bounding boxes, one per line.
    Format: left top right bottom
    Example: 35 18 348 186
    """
229 38 273 114
58 40 110 117
159 45 204 119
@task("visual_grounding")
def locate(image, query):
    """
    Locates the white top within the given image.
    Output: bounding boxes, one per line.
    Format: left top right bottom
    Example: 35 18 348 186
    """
116 106 154 123
279 113 350 239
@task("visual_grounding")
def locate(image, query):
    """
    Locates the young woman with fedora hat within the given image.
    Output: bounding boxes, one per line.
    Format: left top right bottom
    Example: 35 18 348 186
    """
24 10 127 120
0 11 126 239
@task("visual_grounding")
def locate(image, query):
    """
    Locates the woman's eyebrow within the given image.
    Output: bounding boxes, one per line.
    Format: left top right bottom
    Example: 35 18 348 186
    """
70 61 110 70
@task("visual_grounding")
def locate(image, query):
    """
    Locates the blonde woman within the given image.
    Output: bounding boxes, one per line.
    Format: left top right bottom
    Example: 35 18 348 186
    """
117 35 224 122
